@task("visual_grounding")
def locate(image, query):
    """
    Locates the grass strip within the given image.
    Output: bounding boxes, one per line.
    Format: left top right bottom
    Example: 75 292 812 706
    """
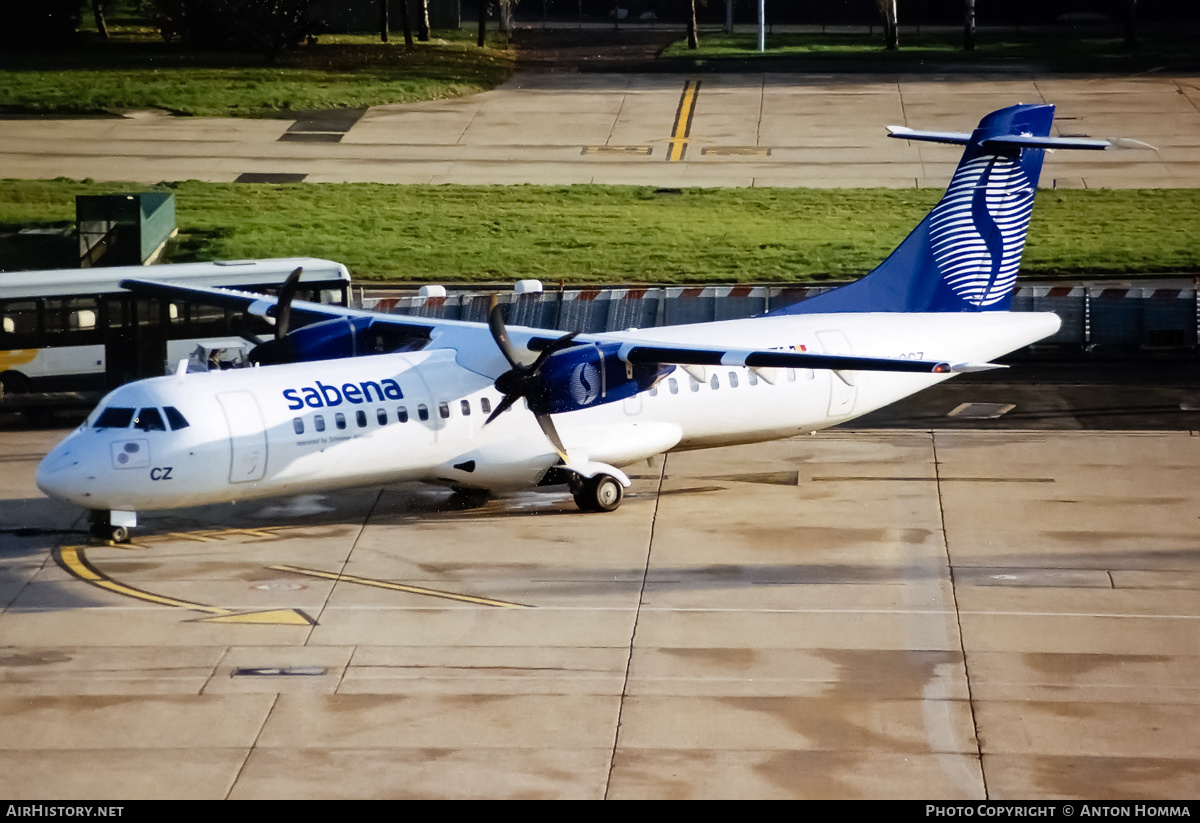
1 180 1197 283
0 32 515 117
661 28 1200 72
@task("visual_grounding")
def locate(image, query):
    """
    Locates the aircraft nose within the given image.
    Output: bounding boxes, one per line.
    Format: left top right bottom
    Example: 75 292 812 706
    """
36 444 93 507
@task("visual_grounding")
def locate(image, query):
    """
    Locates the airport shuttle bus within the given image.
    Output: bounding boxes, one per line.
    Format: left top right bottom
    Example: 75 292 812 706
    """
0 258 350 395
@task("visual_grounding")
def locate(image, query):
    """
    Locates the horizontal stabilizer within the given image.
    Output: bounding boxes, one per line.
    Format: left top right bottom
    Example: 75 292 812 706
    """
886 126 971 145
983 135 1110 152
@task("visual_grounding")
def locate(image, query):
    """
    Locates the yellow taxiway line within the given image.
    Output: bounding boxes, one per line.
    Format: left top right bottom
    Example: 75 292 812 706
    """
53 545 316 625
667 79 702 162
269 563 533 609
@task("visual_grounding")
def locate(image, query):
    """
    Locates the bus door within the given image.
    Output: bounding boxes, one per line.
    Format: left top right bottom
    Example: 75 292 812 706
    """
102 295 137 389
217 391 268 483
132 297 168 380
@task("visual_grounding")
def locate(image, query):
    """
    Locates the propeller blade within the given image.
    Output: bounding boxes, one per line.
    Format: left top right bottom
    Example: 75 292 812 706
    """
487 302 523 370
274 266 303 341
484 393 520 425
535 414 569 463
528 331 581 372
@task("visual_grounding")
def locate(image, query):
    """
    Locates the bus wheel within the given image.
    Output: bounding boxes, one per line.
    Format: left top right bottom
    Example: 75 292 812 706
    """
0 371 29 396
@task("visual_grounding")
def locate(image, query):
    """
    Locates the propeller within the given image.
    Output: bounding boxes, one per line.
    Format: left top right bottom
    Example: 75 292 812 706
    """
273 266 304 340
247 266 303 365
484 302 580 462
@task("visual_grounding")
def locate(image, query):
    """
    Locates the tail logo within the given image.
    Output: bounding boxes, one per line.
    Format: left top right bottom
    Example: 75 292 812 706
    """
929 156 1035 308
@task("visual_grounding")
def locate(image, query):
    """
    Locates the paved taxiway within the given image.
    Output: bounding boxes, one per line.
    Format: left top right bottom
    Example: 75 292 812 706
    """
2 395 1200 798
1 72 1198 188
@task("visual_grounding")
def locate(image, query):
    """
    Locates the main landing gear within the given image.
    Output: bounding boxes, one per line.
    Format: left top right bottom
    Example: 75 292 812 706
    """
571 473 624 513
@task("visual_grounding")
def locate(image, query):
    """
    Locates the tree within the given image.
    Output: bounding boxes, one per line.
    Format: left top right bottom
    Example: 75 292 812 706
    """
418 0 431 42
688 0 699 49
1 0 83 47
150 0 315 55
91 0 110 39
876 0 899 51
398 0 414 48
963 0 975 51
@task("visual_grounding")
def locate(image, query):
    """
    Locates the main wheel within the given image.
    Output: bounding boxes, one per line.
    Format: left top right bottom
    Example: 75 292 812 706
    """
573 474 624 513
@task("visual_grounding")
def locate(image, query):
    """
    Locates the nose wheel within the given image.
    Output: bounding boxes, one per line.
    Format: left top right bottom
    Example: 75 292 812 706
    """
572 474 624 513
89 510 133 544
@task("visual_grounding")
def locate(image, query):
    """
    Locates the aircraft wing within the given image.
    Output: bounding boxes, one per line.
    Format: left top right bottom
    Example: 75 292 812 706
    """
121 278 998 375
120 278 441 337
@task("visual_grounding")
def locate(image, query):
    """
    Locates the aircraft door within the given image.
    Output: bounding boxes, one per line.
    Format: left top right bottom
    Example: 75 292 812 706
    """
217 391 268 483
816 330 857 418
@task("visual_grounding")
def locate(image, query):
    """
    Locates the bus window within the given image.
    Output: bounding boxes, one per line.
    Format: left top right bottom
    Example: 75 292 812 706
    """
0 300 39 347
45 297 100 346
189 302 228 337
163 406 190 430
134 408 166 432
94 407 135 428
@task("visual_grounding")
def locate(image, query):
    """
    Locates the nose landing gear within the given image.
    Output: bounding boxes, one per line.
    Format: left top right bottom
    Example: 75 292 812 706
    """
89 510 135 544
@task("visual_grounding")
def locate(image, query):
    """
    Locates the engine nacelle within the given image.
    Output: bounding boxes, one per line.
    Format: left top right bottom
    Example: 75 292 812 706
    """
252 317 424 365
532 343 671 415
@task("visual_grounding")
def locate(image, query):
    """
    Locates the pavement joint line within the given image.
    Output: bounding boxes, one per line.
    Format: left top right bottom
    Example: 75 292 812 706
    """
667 79 701 162
268 563 533 609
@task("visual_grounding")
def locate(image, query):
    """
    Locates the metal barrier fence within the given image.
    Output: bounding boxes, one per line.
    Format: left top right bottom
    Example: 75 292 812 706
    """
359 279 1200 352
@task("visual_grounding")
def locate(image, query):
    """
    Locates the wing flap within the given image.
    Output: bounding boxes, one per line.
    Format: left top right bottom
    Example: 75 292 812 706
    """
615 342 992 375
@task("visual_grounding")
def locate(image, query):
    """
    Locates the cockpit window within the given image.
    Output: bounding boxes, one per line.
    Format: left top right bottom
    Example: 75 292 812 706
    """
164 406 190 430
94 407 135 429
134 408 166 432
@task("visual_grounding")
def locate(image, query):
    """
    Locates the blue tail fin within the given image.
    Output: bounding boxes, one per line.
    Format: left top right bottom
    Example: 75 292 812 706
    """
775 103 1060 315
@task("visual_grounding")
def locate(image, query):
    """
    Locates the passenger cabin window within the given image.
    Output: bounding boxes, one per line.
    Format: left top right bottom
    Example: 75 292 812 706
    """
480 398 492 415
356 410 367 428
94 407 135 429
748 372 759 386
377 409 388 425
134 408 166 432
314 414 326 432
163 406 190 430
710 374 720 390
418 404 429 422
439 402 450 419
397 406 409 423
669 378 679 394
293 417 305 435
787 369 797 382
460 400 471 416
728 372 739 388
689 377 700 392
335 413 346 430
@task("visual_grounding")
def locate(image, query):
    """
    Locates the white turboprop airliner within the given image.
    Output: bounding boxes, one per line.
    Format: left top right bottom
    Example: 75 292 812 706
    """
38 104 1128 542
